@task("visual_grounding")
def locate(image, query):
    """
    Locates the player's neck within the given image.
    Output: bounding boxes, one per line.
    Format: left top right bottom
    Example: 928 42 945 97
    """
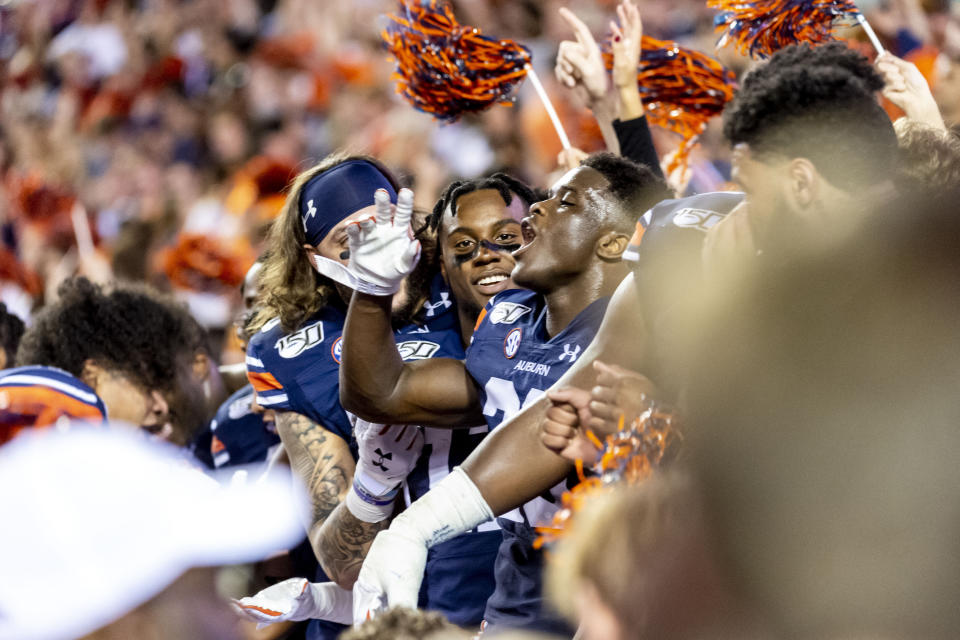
457 307 479 348
543 262 629 339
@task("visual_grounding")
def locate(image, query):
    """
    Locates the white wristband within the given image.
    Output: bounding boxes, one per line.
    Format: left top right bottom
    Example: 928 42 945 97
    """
346 486 396 523
390 467 493 548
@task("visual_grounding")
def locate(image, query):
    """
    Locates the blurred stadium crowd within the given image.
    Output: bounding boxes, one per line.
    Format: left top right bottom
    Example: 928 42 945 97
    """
1 0 955 345
2 0 960 639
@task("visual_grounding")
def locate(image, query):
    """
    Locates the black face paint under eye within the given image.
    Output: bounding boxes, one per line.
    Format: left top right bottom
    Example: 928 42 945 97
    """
453 239 521 265
339 250 350 260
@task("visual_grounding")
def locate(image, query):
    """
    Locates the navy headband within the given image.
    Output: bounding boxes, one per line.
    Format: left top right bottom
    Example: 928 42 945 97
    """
299 160 397 246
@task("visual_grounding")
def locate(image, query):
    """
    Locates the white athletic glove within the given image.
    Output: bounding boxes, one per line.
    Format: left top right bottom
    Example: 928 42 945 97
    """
352 467 494 623
233 578 352 628
346 421 424 523
310 188 420 296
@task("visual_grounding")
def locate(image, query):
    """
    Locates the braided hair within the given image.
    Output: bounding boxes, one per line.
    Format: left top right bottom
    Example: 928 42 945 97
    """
426 173 542 233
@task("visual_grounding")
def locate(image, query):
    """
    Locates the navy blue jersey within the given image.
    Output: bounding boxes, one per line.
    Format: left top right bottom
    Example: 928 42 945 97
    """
624 191 743 273
246 306 353 640
394 283 501 626
207 385 281 470
245 305 354 451
624 191 742 398
464 289 609 634
247 277 497 632
0 366 107 445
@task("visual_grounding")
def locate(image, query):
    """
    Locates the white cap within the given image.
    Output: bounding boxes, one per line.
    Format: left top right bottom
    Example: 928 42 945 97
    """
0 427 307 640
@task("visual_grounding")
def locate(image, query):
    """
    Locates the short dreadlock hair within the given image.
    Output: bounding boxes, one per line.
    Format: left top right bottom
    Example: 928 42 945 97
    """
16 277 204 394
723 43 897 189
427 172 541 233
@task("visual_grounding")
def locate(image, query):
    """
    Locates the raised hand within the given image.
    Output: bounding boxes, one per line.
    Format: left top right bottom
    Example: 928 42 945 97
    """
310 188 421 296
876 52 945 130
555 7 609 108
610 0 644 120
610 0 642 90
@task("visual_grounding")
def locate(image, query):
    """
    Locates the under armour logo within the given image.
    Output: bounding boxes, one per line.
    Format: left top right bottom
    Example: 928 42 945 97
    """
558 343 581 363
302 199 317 232
424 292 452 317
372 447 392 472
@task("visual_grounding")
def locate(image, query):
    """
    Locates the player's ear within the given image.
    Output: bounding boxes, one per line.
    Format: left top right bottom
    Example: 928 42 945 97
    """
80 360 102 389
787 158 817 210
596 231 630 261
440 258 448 283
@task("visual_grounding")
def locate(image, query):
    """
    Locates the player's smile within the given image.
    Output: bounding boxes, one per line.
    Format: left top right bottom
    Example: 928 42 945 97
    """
473 267 512 296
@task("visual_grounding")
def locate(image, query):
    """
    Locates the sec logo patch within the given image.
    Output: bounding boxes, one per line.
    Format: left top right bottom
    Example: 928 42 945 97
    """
504 328 522 359
331 336 343 364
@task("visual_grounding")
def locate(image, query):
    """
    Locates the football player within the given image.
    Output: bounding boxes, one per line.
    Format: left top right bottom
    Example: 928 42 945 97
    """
341 42 900 633
2 278 204 446
245 156 524 631
320 152 670 632
313 174 540 627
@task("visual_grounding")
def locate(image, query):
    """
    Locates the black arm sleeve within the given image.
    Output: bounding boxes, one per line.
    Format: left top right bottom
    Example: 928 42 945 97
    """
613 116 664 179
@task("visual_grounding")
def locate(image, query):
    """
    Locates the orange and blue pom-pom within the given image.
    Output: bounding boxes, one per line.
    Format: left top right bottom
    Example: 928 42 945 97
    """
602 37 737 173
534 406 682 547
709 0 862 59
381 0 531 122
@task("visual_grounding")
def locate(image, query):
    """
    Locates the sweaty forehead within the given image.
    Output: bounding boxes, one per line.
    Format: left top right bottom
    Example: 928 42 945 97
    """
550 165 610 196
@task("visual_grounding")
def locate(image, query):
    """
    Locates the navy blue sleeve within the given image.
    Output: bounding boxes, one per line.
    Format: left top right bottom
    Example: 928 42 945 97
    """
613 116 664 179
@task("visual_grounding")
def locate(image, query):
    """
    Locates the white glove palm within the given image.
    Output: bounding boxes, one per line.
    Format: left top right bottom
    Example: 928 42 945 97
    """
233 578 352 628
311 188 420 296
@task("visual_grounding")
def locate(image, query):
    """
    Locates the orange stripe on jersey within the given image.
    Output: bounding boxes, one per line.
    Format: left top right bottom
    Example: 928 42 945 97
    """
247 370 283 393
473 307 488 333
0 385 105 426
629 219 647 248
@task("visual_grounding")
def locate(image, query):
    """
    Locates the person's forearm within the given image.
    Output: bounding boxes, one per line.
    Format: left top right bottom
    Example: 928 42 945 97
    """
314 501 391 589
274 412 355 532
906 104 946 130
591 93 622 155
461 394 573 515
339 293 405 420
618 84 644 121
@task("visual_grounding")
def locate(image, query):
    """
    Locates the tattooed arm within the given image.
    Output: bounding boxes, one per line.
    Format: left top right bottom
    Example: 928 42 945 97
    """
273 411 356 561
314 421 423 589
314 501 394 589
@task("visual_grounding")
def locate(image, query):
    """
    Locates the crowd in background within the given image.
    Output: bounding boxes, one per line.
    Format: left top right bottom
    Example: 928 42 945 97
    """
3 0 959 359
3 1 960 639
